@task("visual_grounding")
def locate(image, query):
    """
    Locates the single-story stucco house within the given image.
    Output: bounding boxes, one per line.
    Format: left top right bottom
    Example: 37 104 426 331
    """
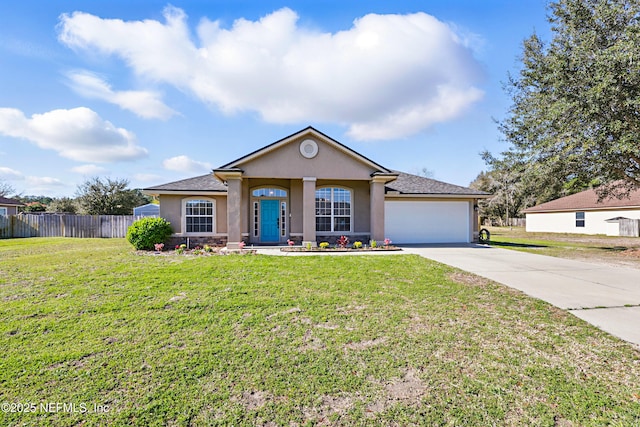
523 185 640 236
0 196 23 216
144 127 489 248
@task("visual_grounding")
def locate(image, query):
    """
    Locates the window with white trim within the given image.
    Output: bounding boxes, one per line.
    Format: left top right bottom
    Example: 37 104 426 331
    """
576 211 585 228
184 199 215 233
315 187 352 232
253 201 259 237
0 207 7 216
281 201 287 237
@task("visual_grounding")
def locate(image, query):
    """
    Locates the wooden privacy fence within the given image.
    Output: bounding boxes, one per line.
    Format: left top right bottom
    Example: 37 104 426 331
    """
619 219 640 237
0 215 141 239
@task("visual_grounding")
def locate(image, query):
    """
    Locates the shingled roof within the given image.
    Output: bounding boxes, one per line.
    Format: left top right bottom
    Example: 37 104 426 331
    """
385 172 489 196
143 174 227 193
0 196 23 206
524 186 640 213
144 171 489 197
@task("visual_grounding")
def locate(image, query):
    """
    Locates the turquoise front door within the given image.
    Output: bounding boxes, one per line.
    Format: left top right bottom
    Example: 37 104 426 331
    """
260 199 280 242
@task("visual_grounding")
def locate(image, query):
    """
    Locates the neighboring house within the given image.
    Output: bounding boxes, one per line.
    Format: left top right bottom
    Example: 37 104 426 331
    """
0 196 23 216
144 127 489 248
523 186 640 236
133 203 160 217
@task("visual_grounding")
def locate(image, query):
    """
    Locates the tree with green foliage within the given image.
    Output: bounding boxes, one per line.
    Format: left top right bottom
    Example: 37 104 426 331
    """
76 177 150 215
22 202 47 212
470 163 538 225
496 0 640 200
47 197 79 214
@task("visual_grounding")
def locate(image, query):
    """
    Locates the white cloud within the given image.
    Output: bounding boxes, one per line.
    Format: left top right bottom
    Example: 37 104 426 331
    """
26 176 65 187
133 173 162 182
70 164 109 175
0 107 148 162
0 166 24 179
0 167 67 195
162 155 211 173
66 70 177 119
58 7 484 140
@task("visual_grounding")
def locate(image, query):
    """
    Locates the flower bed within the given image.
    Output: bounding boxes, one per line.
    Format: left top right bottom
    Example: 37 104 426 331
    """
280 246 401 253
139 243 256 256
281 236 400 252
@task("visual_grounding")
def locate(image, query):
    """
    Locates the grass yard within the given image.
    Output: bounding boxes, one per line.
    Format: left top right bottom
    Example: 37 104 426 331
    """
1 238 639 426
486 226 640 269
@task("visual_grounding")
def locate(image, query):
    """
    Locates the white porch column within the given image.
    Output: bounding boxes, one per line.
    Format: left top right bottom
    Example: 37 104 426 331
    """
370 176 387 243
302 177 317 247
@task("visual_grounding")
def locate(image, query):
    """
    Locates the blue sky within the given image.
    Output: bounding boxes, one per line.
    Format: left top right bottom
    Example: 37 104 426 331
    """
0 0 551 197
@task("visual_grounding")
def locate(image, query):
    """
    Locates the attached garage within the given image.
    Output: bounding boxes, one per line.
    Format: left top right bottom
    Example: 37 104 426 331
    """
385 200 471 244
383 172 488 244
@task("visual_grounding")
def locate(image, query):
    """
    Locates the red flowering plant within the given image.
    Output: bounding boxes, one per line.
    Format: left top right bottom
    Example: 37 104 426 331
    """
337 235 349 248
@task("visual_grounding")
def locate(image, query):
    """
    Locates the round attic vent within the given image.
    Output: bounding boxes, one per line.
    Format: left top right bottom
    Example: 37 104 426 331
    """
299 139 319 159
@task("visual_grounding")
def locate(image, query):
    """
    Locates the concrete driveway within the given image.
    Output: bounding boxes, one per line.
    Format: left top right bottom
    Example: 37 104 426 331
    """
401 244 640 347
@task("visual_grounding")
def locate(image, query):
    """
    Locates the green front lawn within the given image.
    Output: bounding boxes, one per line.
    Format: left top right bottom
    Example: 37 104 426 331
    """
1 238 639 426
486 226 640 268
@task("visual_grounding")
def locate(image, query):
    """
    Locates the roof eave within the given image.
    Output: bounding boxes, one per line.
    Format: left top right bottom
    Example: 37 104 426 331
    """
385 193 492 199
525 205 640 214
143 190 228 196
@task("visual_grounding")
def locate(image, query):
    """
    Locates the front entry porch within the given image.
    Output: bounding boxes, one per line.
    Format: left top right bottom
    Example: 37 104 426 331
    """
250 192 288 245
215 172 395 249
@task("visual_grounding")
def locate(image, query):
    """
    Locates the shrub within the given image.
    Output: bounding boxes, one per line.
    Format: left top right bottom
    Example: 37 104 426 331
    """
319 242 330 249
337 235 349 248
353 241 363 249
126 217 172 250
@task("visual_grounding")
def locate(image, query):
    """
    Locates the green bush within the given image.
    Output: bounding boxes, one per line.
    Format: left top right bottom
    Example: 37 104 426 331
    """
126 217 172 250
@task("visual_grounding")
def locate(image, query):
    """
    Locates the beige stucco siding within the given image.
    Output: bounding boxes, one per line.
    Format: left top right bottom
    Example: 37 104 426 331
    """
289 180 303 234
159 194 227 235
239 137 377 180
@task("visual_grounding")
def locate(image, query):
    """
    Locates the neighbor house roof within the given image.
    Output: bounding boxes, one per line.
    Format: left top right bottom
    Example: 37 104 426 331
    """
523 186 640 213
385 172 490 197
0 196 23 206
143 174 227 194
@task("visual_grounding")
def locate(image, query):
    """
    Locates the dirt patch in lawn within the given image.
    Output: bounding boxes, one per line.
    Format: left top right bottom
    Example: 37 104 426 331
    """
448 271 491 287
345 337 387 350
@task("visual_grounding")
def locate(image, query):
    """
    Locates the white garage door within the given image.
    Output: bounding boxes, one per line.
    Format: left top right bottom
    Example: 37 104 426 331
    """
385 201 470 244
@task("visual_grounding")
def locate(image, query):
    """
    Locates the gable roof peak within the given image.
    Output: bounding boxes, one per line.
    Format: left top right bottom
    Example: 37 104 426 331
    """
218 126 393 174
